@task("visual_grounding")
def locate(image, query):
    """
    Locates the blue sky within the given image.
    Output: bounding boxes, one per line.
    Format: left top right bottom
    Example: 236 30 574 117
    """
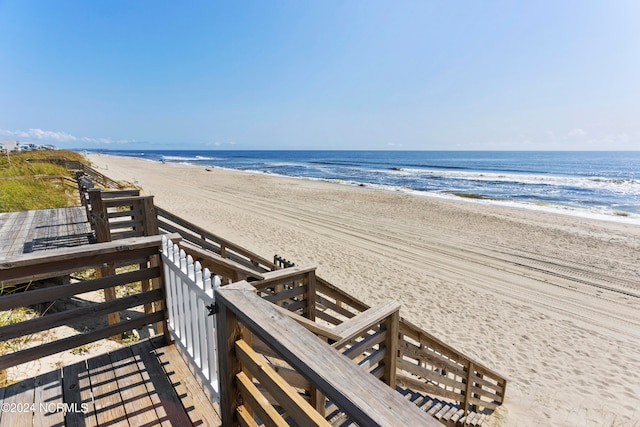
0 1 638 150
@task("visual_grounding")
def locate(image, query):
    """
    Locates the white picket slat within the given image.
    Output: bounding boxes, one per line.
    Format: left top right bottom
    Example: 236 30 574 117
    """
161 236 220 396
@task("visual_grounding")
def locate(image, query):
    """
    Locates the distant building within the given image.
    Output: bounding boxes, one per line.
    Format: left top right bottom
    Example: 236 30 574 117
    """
0 140 56 152
0 140 21 152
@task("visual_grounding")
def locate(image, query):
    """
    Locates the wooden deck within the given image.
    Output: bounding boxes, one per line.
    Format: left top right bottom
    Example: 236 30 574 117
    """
0 207 94 256
0 336 221 427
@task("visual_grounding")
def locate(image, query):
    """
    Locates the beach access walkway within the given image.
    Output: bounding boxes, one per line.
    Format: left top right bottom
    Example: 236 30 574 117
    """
0 207 94 257
0 335 221 426
0 166 505 426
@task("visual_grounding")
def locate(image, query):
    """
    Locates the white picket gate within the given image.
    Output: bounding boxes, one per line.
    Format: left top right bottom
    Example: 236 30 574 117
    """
161 236 221 397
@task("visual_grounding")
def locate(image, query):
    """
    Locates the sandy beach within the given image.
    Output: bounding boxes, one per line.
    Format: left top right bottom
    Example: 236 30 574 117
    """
88 153 640 426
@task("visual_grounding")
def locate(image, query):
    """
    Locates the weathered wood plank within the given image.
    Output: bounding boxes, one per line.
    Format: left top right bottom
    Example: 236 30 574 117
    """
0 312 164 371
341 328 386 360
396 358 466 391
216 282 439 427
272 304 341 342
154 342 222 426
100 190 141 199
132 338 193 427
332 300 400 349
236 371 289 427
0 234 179 286
0 377 35 427
0 267 160 311
86 353 129 426
252 266 316 290
33 369 65 427
1 233 176 268
235 339 330 427
0 208 93 257
156 206 276 270
316 294 358 320
264 285 307 303
109 346 161 426
63 360 98 427
180 242 265 281
0 289 162 341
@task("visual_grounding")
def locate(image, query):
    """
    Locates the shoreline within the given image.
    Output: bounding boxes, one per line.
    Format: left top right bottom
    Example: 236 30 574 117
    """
87 153 640 426
94 152 640 225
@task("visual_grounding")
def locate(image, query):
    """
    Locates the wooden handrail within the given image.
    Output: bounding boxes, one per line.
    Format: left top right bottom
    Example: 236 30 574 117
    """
252 265 316 289
85 189 159 243
235 339 331 426
332 300 400 347
177 241 265 283
156 206 277 272
215 280 439 427
0 234 179 371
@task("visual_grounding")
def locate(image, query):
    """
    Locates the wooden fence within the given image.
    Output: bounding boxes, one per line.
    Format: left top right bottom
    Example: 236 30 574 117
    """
0 234 175 372
155 206 278 273
73 181 507 420
215 280 439 427
161 235 221 400
87 189 158 243
155 202 509 418
28 157 122 189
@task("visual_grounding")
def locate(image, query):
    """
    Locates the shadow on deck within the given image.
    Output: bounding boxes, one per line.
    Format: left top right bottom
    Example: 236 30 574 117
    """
0 336 221 427
0 207 94 256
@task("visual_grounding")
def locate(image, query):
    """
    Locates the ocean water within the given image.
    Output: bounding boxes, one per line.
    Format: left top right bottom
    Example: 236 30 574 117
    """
95 150 640 221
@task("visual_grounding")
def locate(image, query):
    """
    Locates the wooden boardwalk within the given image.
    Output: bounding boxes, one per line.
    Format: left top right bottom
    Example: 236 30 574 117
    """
0 207 94 256
0 336 222 427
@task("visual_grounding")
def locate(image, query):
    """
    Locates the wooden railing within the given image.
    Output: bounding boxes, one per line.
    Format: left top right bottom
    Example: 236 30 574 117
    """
29 157 122 189
156 206 278 273
316 279 507 416
75 179 507 419
215 280 439 426
87 189 159 243
143 205 509 417
397 319 507 415
0 234 175 371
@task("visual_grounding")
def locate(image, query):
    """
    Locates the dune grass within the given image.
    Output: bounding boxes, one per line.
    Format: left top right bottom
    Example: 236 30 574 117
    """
0 150 83 212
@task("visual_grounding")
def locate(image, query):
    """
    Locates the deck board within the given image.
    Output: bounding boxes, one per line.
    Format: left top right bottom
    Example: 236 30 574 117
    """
153 338 223 427
0 207 94 257
87 353 129 427
34 370 65 427
108 345 161 426
0 337 222 427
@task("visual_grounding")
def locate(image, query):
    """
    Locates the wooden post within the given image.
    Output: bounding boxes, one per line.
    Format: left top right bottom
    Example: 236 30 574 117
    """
75 171 85 205
150 254 166 337
97 262 121 340
142 196 159 236
305 270 325 414
382 308 399 389
306 270 317 322
216 300 243 427
463 362 474 416
88 189 111 243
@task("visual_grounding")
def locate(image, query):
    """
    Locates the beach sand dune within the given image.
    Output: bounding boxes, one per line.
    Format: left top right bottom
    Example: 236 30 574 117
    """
89 154 640 426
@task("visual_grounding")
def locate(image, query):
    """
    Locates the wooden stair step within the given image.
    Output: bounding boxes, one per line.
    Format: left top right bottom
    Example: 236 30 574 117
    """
435 404 452 419
427 402 444 416
449 408 465 423
442 406 460 421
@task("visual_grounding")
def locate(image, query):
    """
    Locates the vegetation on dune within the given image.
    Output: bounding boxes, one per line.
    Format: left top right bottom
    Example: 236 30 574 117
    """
0 150 83 212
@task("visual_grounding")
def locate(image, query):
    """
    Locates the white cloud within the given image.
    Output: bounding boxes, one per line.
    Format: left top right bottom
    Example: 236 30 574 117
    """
568 128 586 138
0 128 77 142
206 141 236 147
0 128 135 145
